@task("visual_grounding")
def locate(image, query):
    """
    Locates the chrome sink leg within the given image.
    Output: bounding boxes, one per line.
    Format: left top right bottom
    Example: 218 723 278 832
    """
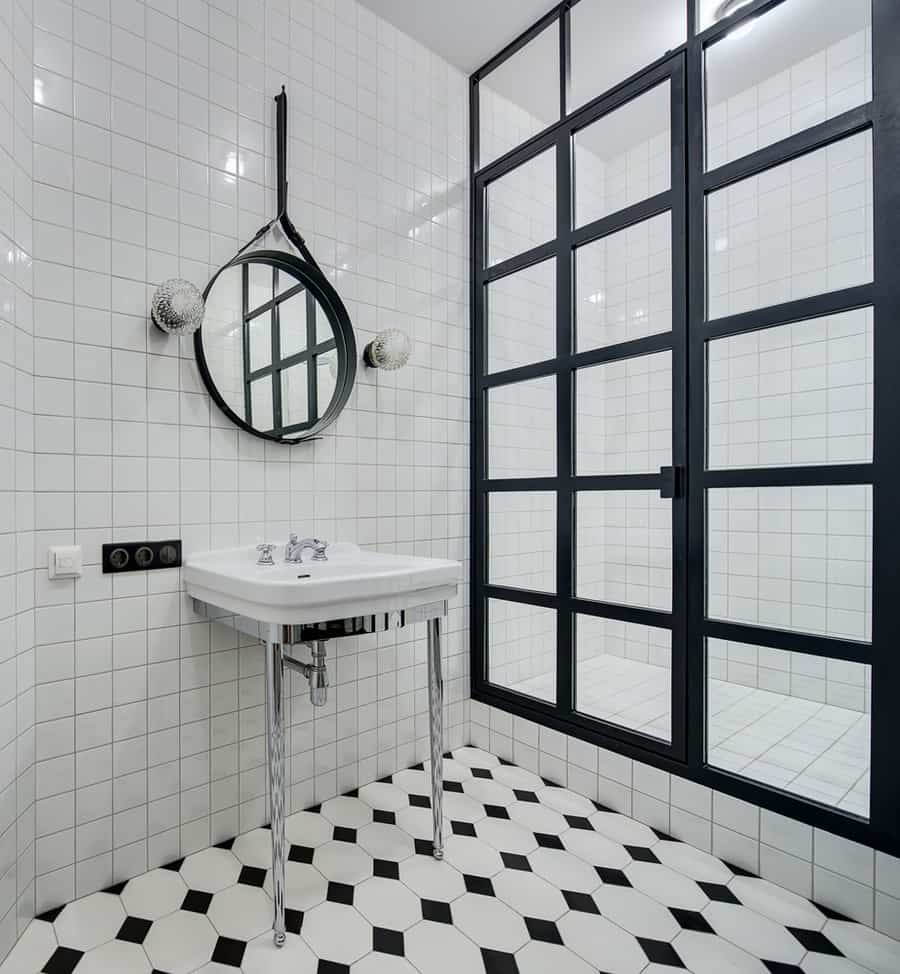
427 617 444 860
265 635 286 946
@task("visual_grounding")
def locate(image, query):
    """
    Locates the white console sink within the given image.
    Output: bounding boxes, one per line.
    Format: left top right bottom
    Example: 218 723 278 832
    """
183 542 460 624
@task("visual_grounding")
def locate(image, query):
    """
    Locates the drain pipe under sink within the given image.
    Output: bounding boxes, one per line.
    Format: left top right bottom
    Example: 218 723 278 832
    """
284 640 329 706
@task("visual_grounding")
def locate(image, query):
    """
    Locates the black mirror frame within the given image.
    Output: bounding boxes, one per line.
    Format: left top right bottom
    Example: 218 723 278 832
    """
195 248 357 445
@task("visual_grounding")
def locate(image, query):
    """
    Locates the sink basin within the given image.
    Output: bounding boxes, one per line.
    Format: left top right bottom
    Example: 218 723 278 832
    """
183 542 460 624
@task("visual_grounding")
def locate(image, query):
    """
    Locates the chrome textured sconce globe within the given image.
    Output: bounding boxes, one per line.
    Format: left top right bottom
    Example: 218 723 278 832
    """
151 278 205 336
364 328 412 370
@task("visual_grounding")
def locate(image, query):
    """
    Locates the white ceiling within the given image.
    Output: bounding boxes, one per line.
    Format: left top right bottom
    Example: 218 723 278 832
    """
357 0 557 73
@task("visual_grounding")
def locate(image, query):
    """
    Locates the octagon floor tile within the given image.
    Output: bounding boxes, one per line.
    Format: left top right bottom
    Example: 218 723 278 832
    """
405 919 484 974
588 811 659 847
443 835 504 877
143 910 218 974
121 868 189 921
180 848 241 894
264 860 328 911
357 823 415 862
286 810 335 848
232 829 273 869
1 920 56 973
536 787 597 817
398 855 466 901
515 941 595 974
528 848 601 894
592 886 681 941
241 932 318 974
729 876 827 930
493 870 568 920
704 902 806 964
561 829 631 870
451 747 501 770
74 939 149 974
442 792 488 823
54 892 124 951
320 796 374 829
355 877 422 930
507 802 569 836
624 861 709 909
461 778 517 807
358 782 410 813
823 918 900 974
314 840 374 884
673 929 767 974
558 911 649 973
653 840 733 884
207 883 272 941
476 818 538 855
301 901 373 964
394 806 451 842
452 893 529 951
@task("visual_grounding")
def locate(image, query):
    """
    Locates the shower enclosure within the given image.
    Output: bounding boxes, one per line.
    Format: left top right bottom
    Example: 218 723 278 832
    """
470 0 900 855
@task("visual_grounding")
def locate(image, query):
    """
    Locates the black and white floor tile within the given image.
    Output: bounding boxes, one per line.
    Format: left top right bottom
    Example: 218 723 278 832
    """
4 747 899 974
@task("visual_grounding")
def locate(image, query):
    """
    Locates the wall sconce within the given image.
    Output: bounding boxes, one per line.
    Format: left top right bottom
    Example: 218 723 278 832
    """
151 278 205 336
364 328 412 370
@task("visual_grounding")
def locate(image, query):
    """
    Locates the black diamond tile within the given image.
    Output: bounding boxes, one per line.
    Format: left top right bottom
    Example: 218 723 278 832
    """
103 881 128 895
564 815 593 831
443 780 464 793
625 845 660 863
286 908 303 935
464 874 495 896
211 936 246 968
670 908 713 933
318 961 349 974
161 857 184 872
414 838 435 856
541 777 560 787
411 762 425 771
374 859 400 880
327 881 355 905
308 804 322 814
638 938 685 967
333 826 357 843
481 948 519 974
378 776 393 785
36 905 65 923
181 890 213 914
563 889 600 914
787 927 843 956
485 804 510 819
238 865 267 887
513 789 539 803
814 902 853 921
525 917 563 945
443 751 453 760
347 788 359 798
215 837 235 850
724 860 756 878
452 820 477 837
289 844 314 864
596 867 632 887
593 800 613 812
373 927 405 956
500 852 531 871
472 767 493 779
653 828 677 841
42 947 84 974
698 881 740 904
409 794 431 809
116 916 153 944
373 809 397 825
763 963 805 974
422 899 453 923
535 832 564 849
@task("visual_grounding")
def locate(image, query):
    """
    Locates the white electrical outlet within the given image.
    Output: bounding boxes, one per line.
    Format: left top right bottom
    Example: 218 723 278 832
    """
49 545 83 579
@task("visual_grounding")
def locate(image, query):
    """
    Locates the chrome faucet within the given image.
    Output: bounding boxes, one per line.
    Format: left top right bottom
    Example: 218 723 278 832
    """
284 533 329 563
256 543 276 566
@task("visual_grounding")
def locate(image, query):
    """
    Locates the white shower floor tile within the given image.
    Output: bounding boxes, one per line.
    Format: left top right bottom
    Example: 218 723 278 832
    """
5 746 896 974
511 656 870 815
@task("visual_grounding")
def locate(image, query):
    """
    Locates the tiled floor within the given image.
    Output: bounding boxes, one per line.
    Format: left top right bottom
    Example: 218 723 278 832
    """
513 656 870 814
5 746 898 974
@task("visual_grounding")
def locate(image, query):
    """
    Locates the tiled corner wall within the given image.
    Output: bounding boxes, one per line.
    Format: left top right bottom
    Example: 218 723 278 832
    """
469 700 900 942
0 0 36 961
17 0 470 953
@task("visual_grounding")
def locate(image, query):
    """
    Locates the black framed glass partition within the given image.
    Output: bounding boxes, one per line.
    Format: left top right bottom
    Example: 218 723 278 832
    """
471 0 900 856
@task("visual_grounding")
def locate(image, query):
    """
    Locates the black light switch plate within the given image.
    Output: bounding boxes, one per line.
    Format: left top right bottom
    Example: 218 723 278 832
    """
102 539 182 574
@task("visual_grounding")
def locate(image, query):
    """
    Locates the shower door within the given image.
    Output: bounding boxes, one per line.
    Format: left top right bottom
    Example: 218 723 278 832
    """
473 54 689 760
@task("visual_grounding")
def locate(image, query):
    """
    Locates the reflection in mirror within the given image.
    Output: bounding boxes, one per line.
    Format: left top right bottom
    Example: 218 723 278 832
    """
199 251 354 443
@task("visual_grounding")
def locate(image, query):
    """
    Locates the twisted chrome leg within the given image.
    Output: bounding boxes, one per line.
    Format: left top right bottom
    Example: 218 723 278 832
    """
427 618 444 860
265 636 286 947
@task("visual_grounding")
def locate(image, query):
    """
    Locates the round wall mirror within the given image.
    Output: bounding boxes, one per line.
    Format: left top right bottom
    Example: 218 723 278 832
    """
196 249 356 443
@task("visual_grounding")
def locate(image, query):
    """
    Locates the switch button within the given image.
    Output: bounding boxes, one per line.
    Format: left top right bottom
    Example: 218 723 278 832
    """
49 545 83 579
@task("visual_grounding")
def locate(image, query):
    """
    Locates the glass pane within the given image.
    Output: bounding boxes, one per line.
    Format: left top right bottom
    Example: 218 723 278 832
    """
707 130 873 319
279 292 307 359
247 312 271 372
315 302 333 346
570 0 687 111
248 263 272 311
706 0 871 168
487 259 556 374
488 492 556 594
250 376 273 431
708 485 872 642
478 20 560 169
576 491 672 610
281 365 308 428
488 376 556 479
577 616 671 741
708 639 870 816
576 351 672 475
317 350 338 416
487 598 556 703
574 82 671 226
708 308 873 469
487 148 556 267
576 212 672 351
200 264 245 421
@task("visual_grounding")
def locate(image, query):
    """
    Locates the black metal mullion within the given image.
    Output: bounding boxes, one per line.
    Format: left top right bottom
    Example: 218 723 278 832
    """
705 619 870 665
868 0 900 848
570 191 673 249
241 262 252 424
556 127 575 718
306 289 318 423
572 597 673 630
482 240 557 284
705 463 874 489
271 268 283 432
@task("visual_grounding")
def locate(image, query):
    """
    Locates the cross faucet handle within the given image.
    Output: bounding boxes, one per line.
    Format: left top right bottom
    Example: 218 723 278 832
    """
256 543 276 565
